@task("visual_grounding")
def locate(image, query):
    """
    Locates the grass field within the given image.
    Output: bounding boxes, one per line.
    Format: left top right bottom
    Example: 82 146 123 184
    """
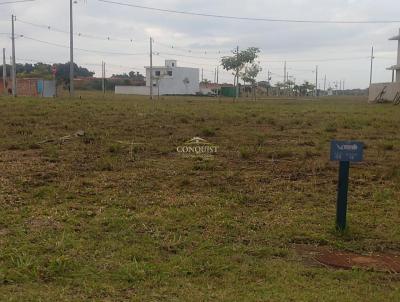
0 93 399 301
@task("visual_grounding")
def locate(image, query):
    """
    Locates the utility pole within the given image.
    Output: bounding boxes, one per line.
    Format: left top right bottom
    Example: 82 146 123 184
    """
324 75 326 92
2 48 6 95
369 46 374 86
11 14 16 97
315 65 318 97
149 37 153 100
216 66 219 84
235 46 239 100
214 67 217 83
201 68 204 82
69 0 74 97
287 71 290 95
283 61 287 96
267 69 271 96
101 61 105 95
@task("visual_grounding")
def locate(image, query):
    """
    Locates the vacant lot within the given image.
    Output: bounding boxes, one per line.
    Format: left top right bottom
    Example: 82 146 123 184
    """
0 94 399 301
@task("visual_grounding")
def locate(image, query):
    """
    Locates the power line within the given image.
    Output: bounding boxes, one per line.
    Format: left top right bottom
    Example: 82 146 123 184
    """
260 56 370 63
155 51 219 60
154 40 230 55
17 18 138 43
20 35 147 56
16 18 232 55
98 0 400 24
0 0 35 5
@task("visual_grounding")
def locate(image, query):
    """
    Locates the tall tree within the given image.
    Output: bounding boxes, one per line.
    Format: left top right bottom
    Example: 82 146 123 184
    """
221 47 260 99
241 62 262 100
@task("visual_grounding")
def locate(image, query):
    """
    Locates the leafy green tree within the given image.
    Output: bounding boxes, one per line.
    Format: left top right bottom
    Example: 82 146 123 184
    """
54 62 94 84
221 47 260 99
241 62 262 100
300 81 315 96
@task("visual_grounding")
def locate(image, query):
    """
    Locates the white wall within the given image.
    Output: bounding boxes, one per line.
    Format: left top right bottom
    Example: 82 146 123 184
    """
115 86 150 95
369 82 400 102
146 67 199 95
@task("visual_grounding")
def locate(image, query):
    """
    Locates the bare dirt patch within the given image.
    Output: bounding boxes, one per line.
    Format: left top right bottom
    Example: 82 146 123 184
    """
295 244 400 273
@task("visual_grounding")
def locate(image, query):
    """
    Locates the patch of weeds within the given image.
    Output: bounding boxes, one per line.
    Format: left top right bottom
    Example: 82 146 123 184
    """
239 147 252 159
115 259 153 283
46 255 75 279
292 119 302 126
256 134 267 147
383 166 400 181
247 246 290 258
381 142 394 151
298 140 316 147
342 119 363 130
7 252 40 282
267 117 276 126
229 192 259 205
82 133 95 144
256 117 266 124
16 128 33 136
7 143 25 151
201 127 216 137
28 143 41 150
96 157 116 171
193 160 215 171
325 123 337 133
41 146 60 163
267 150 294 159
303 150 320 158
373 189 394 203
179 179 191 187
108 143 123 154
179 117 189 124
33 186 57 200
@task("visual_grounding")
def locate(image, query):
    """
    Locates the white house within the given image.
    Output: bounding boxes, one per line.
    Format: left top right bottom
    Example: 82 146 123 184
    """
115 60 200 96
369 28 400 103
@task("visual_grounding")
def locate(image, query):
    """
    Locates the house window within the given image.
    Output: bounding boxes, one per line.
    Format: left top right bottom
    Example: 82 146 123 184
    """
172 63 175 67
167 71 173 76
155 70 161 76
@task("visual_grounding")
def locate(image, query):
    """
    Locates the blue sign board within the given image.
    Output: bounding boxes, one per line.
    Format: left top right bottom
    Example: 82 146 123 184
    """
330 141 364 162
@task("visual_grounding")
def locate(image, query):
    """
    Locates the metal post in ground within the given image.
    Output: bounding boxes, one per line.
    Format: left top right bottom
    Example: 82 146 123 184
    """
336 161 350 231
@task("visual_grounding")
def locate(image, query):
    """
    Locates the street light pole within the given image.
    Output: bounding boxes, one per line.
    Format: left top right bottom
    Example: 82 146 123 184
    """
2 48 6 95
69 0 74 97
11 14 16 97
150 37 153 100
369 46 374 86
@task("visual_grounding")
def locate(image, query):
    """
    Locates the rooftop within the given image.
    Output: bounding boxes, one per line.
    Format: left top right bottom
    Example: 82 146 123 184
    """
389 34 400 41
386 64 400 70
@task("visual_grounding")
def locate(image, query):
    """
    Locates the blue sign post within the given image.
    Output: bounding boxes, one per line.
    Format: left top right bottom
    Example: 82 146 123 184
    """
330 141 364 231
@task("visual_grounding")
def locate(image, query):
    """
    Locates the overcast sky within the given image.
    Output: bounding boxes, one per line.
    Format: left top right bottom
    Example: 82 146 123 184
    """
0 0 399 88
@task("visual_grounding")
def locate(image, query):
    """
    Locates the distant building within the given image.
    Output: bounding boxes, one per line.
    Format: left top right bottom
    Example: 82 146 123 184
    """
115 60 199 96
0 77 56 97
369 28 400 103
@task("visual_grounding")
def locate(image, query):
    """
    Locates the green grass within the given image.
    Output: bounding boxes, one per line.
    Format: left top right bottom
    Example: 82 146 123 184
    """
0 92 399 301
